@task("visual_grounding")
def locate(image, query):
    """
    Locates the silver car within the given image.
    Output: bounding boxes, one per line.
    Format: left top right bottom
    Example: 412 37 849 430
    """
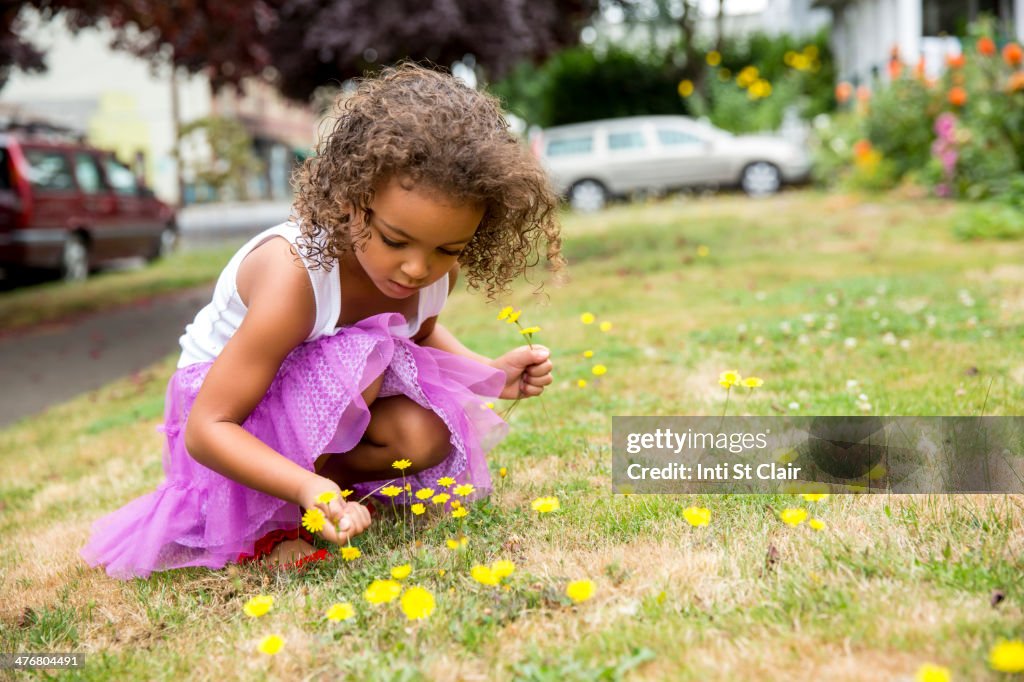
535 115 812 211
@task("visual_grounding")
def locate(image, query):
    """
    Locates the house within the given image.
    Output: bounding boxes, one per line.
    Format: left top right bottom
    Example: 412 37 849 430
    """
813 0 1024 86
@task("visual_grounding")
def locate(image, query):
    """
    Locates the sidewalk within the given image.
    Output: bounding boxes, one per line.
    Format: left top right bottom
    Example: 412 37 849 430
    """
178 199 294 247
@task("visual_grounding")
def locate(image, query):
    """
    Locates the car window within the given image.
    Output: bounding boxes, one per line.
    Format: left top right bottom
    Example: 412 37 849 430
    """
607 130 646 151
24 150 75 192
546 136 593 157
657 129 703 146
74 154 105 195
0 149 10 190
103 157 138 196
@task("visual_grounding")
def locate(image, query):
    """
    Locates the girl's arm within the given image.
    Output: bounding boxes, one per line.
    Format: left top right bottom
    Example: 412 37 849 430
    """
184 238 366 543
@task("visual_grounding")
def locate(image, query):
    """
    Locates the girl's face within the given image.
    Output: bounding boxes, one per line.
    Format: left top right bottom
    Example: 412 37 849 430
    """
352 177 483 299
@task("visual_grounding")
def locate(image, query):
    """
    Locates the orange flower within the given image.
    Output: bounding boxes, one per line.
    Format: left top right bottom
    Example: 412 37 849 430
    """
835 81 853 103
948 86 968 107
887 59 902 80
1007 71 1024 92
946 53 966 69
856 85 871 102
1003 42 1023 67
852 139 873 158
977 37 996 56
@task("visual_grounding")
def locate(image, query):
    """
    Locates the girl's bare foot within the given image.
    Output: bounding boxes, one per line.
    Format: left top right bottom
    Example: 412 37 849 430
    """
266 538 316 566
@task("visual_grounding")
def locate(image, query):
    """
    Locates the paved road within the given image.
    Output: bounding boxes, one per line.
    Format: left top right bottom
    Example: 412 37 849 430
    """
0 201 296 428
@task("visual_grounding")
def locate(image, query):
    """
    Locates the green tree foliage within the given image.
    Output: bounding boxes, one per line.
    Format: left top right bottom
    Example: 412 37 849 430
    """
177 117 264 201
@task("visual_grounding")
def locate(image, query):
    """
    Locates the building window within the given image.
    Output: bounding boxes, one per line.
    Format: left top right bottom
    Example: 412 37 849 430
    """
923 0 1015 37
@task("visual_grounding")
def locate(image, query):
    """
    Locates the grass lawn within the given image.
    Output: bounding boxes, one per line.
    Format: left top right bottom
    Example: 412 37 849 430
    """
1 190 1022 680
0 246 237 333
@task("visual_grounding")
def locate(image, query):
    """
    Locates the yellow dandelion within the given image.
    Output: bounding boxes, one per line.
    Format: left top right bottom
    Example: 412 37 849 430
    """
696 245 710 257
990 639 1024 673
242 594 274 618
566 579 596 603
339 489 354 498
415 488 435 500
453 483 475 497
591 364 607 376
325 602 355 622
485 401 495 409
599 321 613 332
438 569 446 577
780 508 808 526
583 350 594 358
914 663 950 682
400 586 436 620
677 79 694 97
580 312 595 324
451 499 462 509
520 326 541 335
742 376 764 389
257 634 284 655
809 518 826 531
431 493 451 505
719 370 741 387
392 459 412 471
404 483 412 492
577 379 587 388
380 485 402 497
301 507 326 533
801 493 829 502
391 564 413 580
452 507 468 518
531 496 560 513
411 503 426 515
340 546 361 561
507 309 522 324
315 491 338 504
446 536 468 550
499 466 508 478
364 579 402 605
682 506 711 527
471 564 499 586
706 50 722 66
497 306 513 320
437 477 455 488
491 560 515 579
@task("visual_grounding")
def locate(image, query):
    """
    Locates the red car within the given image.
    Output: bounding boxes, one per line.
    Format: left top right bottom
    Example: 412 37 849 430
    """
0 129 177 281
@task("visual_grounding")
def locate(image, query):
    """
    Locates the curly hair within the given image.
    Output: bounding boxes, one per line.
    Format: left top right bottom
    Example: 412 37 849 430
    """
290 62 563 299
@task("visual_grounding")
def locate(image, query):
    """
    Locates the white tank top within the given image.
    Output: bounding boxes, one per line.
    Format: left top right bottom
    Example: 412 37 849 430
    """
177 221 449 368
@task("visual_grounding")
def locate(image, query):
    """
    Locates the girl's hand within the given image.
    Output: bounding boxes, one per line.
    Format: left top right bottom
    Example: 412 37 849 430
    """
491 345 553 400
296 475 372 545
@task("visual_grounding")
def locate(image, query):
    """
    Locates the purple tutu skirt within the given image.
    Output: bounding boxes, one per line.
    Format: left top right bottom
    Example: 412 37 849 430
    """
80 313 508 579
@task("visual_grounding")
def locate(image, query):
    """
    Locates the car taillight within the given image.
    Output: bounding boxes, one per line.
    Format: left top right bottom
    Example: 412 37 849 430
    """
529 131 544 160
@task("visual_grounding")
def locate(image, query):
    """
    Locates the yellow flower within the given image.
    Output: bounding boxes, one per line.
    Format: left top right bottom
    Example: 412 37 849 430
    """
520 326 541 335
914 663 950 682
491 560 515 579
485 401 495 409
438 569 446 577
431 493 451 505
599 321 613 332
364 579 402 604
719 370 741 388
507 309 522 324
451 500 462 509
566 579 596 603
391 564 413 580
301 507 326 533
452 507 468 518
682 506 711 527
242 594 274 618
392 459 412 471
706 50 722 66
591 364 607 376
497 306 513 320
453 483 475 497
404 483 412 491
577 379 587 388
580 312 595 324
990 639 1024 673
315 491 338 504
583 350 594 358
780 508 808 526
808 518 826 531
415 488 435 500
677 79 694 97
411 503 426 515
801 493 829 502
339 489 354 498
325 602 355 622
257 634 284 655
471 565 499 586
697 245 710 257
499 466 508 478
531 496 560 513
742 376 764 389
340 546 361 561
381 485 402 497
400 586 436 620
437 477 456 488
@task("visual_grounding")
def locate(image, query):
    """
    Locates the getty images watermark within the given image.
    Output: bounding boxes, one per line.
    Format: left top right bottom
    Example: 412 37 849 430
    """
612 416 1024 494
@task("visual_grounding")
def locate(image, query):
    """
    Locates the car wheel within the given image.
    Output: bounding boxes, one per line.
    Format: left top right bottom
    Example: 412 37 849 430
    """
149 225 178 262
61 233 89 282
569 180 608 213
740 162 782 197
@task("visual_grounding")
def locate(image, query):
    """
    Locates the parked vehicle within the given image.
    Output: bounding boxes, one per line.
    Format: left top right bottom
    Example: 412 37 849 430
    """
535 115 812 211
0 126 177 281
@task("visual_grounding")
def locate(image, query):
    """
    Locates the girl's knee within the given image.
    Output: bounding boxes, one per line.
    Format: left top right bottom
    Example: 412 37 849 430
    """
397 407 451 471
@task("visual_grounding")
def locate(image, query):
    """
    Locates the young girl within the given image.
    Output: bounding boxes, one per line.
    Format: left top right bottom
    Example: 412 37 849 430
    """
81 63 562 578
